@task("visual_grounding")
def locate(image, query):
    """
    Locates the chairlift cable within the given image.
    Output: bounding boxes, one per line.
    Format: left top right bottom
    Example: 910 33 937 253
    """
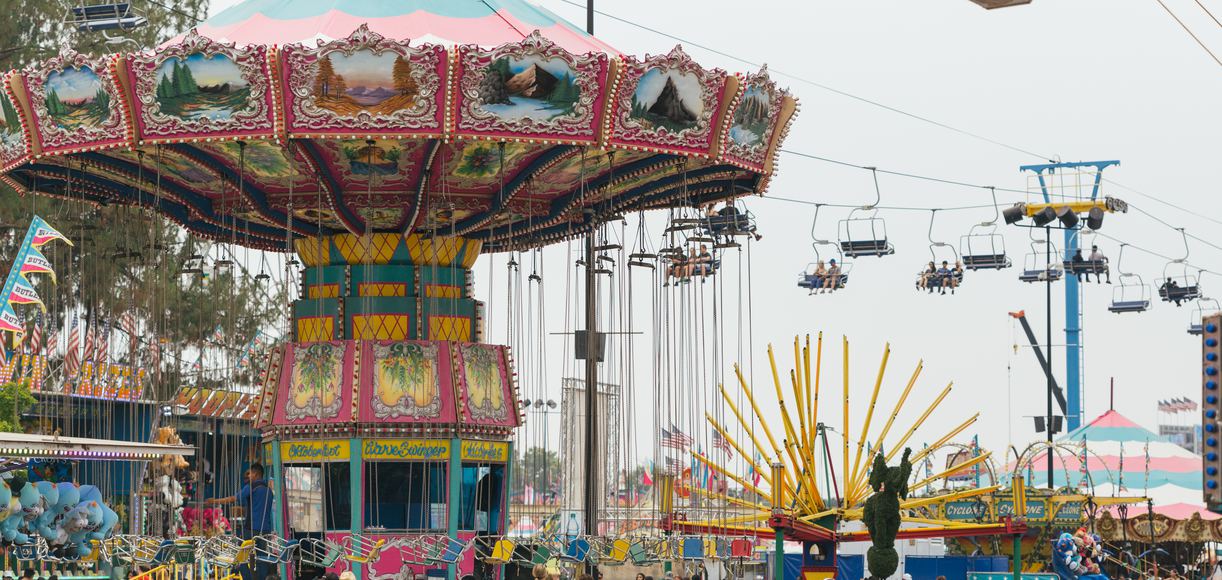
552 0 1052 161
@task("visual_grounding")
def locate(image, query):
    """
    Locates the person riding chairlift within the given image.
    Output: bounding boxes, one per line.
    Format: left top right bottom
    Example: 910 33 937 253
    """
1088 245 1111 283
936 260 955 295
918 261 936 292
823 259 841 292
808 260 827 294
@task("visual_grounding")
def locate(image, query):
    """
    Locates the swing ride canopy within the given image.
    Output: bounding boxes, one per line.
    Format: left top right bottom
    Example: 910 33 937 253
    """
0 0 797 253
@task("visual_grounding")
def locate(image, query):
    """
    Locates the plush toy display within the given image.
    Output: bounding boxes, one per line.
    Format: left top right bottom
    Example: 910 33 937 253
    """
1052 528 1110 580
0 477 119 556
179 506 230 537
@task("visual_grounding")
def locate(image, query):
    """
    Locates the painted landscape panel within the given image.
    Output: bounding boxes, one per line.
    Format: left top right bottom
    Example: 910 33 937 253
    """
154 53 251 121
314 49 420 116
0 93 22 149
630 68 704 132
730 85 772 147
477 55 581 122
45 66 111 130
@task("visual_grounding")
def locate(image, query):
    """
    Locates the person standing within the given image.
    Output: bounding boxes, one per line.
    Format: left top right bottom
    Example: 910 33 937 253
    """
208 463 274 580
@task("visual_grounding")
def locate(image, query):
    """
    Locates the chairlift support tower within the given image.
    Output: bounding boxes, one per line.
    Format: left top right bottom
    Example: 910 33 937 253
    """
1018 160 1119 432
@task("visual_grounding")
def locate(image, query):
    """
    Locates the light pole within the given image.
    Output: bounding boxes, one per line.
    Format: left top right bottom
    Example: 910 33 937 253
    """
522 398 559 503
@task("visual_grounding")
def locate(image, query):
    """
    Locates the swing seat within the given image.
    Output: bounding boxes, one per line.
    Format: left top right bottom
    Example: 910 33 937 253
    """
680 536 705 560
561 537 591 562
730 538 753 559
603 538 631 565
628 541 656 566
210 538 254 567
151 539 176 564
486 538 517 564
342 535 387 564
172 538 198 564
298 537 344 568
254 534 299 564
435 537 468 564
530 541 554 565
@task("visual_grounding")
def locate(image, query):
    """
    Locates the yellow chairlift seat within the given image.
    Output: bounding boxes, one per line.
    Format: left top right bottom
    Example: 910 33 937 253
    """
485 538 517 564
342 535 387 564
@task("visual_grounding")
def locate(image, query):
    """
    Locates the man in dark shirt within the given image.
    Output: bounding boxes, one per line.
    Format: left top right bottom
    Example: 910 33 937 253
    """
209 463 274 580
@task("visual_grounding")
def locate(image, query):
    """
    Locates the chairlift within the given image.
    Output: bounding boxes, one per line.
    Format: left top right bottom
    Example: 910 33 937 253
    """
838 168 895 258
1018 235 1063 283
960 188 1011 270
1109 244 1151 313
917 210 963 294
798 205 849 294
1189 296 1221 335
1158 228 1201 306
70 2 147 32
1062 229 1109 283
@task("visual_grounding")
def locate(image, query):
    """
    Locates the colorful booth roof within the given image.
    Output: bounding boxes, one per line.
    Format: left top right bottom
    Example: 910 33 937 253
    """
0 0 797 252
253 340 520 438
1018 410 1205 509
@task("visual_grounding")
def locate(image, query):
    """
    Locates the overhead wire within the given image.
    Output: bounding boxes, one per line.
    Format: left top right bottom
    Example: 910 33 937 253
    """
1152 0 1222 67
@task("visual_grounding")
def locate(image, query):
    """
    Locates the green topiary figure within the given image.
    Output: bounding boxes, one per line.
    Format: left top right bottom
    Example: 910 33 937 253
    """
862 448 912 580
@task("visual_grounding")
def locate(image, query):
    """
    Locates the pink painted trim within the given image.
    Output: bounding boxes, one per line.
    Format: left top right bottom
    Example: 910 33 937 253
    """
182 11 618 55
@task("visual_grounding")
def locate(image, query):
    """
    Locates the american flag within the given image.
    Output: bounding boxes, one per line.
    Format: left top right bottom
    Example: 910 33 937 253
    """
120 310 136 356
711 430 734 458
95 320 111 368
46 322 58 358
28 313 43 355
664 456 684 475
65 314 81 377
81 316 96 363
661 425 694 449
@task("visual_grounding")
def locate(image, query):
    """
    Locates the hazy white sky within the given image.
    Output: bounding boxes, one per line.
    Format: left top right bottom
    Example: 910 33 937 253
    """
205 0 1222 476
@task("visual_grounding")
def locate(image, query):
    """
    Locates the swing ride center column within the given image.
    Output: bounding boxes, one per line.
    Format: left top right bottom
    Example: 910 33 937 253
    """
252 233 519 580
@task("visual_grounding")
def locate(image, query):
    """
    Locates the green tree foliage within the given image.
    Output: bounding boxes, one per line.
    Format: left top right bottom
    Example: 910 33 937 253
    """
0 0 210 71
0 94 19 129
0 380 36 432
45 88 64 116
512 446 560 495
0 195 285 401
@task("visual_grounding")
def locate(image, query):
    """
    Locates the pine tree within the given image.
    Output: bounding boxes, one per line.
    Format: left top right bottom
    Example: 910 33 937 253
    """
174 60 198 95
1 95 19 129
92 87 110 119
45 88 63 116
333 74 347 96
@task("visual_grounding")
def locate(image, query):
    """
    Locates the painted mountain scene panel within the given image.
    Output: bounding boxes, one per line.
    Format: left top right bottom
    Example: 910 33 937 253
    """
314 49 420 116
45 66 111 130
477 55 581 122
154 53 251 121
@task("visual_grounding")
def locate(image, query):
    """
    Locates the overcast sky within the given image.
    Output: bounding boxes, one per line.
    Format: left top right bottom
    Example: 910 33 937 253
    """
206 0 1222 480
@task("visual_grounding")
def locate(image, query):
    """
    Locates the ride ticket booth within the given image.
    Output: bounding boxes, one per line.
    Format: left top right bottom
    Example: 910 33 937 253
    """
253 234 521 580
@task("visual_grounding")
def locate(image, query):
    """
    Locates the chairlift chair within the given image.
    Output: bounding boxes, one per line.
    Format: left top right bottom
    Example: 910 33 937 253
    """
960 188 1012 270
1158 229 1202 305
1108 245 1150 313
1109 274 1151 314
1019 240 1063 283
960 224 1011 270
918 211 963 293
799 205 850 293
70 2 147 32
838 168 894 258
1189 297 1221 335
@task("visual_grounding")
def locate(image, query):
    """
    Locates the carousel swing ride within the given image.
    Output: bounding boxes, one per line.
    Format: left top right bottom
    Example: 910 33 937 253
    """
0 0 799 578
